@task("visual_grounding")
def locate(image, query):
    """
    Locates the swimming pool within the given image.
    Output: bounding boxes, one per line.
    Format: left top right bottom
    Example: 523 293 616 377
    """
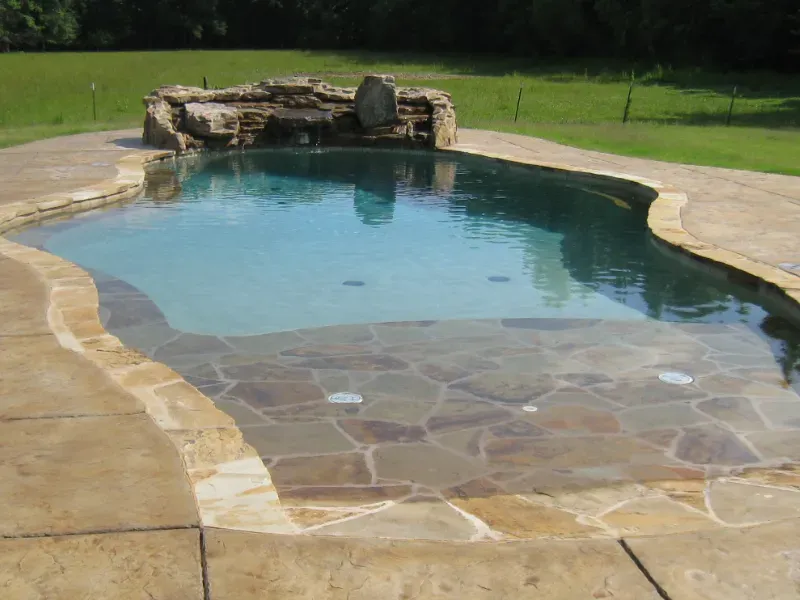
10 147 800 540
13 148 799 344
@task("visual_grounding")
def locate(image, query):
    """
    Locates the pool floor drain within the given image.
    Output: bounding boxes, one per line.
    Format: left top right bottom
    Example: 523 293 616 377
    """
658 372 694 385
328 392 363 404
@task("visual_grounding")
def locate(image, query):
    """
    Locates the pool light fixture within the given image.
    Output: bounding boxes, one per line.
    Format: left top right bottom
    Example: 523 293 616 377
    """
328 392 363 404
658 372 694 385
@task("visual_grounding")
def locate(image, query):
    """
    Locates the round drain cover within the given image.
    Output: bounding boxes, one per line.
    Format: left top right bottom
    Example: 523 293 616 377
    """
522 405 538 412
328 392 363 404
658 372 694 385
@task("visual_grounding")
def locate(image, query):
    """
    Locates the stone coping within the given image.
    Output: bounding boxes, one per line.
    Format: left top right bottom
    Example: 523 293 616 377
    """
0 129 798 543
445 137 800 317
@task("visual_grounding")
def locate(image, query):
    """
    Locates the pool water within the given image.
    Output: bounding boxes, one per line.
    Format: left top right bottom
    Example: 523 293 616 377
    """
11 147 800 379
12 146 800 541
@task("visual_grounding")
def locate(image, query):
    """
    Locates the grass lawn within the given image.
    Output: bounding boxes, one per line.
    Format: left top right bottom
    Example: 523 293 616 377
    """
1 50 798 174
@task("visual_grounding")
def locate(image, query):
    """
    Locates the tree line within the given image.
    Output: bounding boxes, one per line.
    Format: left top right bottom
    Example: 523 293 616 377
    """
1 0 798 70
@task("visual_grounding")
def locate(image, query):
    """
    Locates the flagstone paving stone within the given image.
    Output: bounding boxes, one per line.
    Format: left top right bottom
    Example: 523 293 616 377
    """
627 519 800 600
0 414 198 537
204 528 661 599
0 529 204 600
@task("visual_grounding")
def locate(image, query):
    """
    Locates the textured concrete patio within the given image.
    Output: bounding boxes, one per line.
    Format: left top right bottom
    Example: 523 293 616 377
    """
0 129 799 599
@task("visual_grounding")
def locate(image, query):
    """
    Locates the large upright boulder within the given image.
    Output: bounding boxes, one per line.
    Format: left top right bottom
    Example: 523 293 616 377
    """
430 93 458 148
142 99 186 152
185 103 239 139
355 75 399 129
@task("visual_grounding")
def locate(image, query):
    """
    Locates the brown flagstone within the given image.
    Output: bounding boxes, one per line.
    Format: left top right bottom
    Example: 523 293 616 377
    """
338 419 427 444
454 493 606 539
419 362 470 383
218 360 314 382
285 507 363 528
526 405 621 434
153 333 232 359
222 330 305 354
644 479 707 512
696 373 795 398
489 420 550 438
359 396 434 424
244 422 355 457
734 464 800 489
674 424 760 466
270 452 372 487
103 296 166 329
280 344 372 357
312 497 477 540
447 353 500 372
297 323 374 344
501 318 601 330
278 484 413 507
182 362 220 380
450 372 558 404
293 353 409 371
624 464 707 482
213 398 268 425
378 320 437 327
747 430 800 461
556 372 614 387
359 371 441 400
228 380 325 409
636 428 680 449
759 400 800 428
485 436 662 469
426 397 511 433
592 379 708 407
373 443 483 488
617 404 708 432
434 428 484 458
695 396 766 431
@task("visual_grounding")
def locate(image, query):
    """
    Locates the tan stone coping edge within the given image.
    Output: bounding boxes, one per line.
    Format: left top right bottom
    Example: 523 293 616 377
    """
0 148 296 535
446 146 800 313
0 137 798 540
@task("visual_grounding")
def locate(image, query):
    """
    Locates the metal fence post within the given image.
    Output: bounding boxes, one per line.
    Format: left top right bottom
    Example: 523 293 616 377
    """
91 82 97 121
622 72 634 124
726 85 738 126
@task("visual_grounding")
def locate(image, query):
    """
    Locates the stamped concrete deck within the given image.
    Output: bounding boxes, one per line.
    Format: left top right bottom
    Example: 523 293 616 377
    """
0 129 799 599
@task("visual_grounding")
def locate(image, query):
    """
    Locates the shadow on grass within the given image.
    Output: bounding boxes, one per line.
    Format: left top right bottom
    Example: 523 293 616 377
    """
640 99 800 128
315 50 800 129
316 49 800 87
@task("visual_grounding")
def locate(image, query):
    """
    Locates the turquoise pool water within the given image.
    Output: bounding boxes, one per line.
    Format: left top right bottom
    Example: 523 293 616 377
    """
11 148 800 362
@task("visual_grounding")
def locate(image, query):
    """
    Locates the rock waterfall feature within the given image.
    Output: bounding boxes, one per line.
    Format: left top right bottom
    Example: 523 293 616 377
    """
143 75 457 153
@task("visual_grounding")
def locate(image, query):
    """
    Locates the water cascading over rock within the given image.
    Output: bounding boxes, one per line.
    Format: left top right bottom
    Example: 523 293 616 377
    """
142 75 457 153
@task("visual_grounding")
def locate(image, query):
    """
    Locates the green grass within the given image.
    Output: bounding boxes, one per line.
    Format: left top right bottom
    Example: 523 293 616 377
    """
1 50 799 174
